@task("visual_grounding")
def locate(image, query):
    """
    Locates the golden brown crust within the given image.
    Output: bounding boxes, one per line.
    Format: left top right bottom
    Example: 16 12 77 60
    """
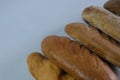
82 6 120 42
65 23 120 68
27 52 45 79
104 0 120 16
27 52 75 80
41 35 118 80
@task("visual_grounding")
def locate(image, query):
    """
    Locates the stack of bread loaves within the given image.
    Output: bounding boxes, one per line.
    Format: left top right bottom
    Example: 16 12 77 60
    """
27 1 120 80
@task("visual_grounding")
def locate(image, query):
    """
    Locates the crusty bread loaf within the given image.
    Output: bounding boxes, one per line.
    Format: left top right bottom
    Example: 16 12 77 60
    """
27 52 61 80
41 35 118 80
27 52 75 80
104 0 120 16
82 6 120 42
65 23 120 68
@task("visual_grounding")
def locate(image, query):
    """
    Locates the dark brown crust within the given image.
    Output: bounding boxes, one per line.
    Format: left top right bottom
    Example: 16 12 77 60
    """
41 35 118 80
104 0 120 16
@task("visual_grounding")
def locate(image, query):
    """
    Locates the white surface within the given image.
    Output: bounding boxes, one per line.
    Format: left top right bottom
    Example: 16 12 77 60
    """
0 0 120 80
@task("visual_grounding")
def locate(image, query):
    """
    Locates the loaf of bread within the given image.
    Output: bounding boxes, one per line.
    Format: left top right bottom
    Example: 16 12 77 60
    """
65 23 120 68
27 52 75 80
41 35 118 80
82 6 120 42
104 0 120 16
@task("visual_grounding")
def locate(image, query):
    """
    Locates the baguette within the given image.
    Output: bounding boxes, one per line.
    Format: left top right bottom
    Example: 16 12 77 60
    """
82 6 120 42
41 35 118 80
104 0 120 16
65 23 120 68
27 52 75 80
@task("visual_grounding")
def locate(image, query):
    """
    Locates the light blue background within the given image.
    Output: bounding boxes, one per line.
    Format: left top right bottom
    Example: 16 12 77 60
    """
0 0 120 80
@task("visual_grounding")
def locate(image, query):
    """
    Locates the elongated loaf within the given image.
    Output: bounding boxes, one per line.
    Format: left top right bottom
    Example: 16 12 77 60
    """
104 0 120 16
65 23 120 68
41 35 118 80
27 52 75 80
27 52 62 80
82 6 120 42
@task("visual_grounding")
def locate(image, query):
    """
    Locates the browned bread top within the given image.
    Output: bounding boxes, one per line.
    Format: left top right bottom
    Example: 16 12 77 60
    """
65 23 120 68
41 35 118 80
82 6 120 42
